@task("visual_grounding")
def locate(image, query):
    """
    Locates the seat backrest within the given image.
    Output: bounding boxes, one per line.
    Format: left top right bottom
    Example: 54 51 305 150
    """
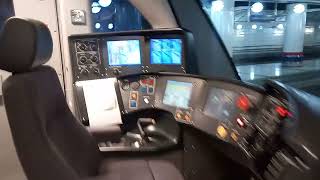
0 17 101 180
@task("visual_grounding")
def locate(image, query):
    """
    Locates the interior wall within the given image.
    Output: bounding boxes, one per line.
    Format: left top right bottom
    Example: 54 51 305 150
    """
56 0 92 113
12 0 64 86
0 1 26 179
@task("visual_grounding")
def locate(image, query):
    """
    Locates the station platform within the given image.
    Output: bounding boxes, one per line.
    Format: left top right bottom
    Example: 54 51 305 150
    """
237 59 320 96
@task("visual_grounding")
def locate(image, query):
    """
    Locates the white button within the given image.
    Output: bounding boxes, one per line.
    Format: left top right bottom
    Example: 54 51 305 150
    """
144 98 149 104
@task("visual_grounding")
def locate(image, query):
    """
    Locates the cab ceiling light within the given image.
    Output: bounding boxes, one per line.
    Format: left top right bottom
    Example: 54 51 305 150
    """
99 0 112 7
252 24 258 30
236 24 243 30
91 2 101 14
212 0 224 12
251 2 264 13
108 23 114 29
277 24 284 29
95 23 101 29
293 4 305 14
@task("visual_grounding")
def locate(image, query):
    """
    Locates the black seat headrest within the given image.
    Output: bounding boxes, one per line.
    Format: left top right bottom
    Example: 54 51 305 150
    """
0 17 53 73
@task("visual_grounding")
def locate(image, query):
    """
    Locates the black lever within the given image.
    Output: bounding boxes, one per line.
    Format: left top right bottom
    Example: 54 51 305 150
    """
144 125 178 144
137 118 156 141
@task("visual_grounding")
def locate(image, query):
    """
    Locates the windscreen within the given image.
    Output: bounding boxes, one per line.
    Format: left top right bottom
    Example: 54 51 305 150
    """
163 80 192 109
150 39 182 65
107 40 141 66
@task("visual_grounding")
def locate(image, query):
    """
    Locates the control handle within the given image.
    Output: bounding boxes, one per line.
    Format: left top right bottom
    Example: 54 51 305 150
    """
137 118 156 141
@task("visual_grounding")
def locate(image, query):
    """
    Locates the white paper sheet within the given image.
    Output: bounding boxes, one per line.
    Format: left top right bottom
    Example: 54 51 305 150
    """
82 78 122 128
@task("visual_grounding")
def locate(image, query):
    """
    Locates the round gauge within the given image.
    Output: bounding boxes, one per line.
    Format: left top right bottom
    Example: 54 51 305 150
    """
130 81 140 90
121 80 130 91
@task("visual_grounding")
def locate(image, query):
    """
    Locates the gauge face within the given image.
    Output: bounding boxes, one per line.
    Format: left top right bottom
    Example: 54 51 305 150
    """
204 88 239 122
121 80 130 90
130 81 140 90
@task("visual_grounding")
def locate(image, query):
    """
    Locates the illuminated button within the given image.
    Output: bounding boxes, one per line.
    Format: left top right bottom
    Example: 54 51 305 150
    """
175 112 182 120
143 97 149 104
236 117 246 128
185 114 191 121
231 131 239 142
130 92 138 100
276 106 289 118
130 100 137 108
148 79 155 86
237 95 250 111
217 125 228 139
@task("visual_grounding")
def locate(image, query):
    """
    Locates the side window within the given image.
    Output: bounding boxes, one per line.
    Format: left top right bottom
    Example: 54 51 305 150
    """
200 0 320 97
90 0 151 32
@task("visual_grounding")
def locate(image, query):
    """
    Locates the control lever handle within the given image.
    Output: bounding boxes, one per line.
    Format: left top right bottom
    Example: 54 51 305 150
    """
137 118 156 141
144 125 178 144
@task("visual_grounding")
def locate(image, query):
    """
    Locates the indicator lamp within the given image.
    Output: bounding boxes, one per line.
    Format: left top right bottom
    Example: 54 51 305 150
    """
237 95 250 111
236 117 246 128
276 106 292 118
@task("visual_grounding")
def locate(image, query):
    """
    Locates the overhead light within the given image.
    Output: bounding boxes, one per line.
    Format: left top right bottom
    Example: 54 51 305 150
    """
91 2 101 14
251 2 264 13
277 24 284 29
98 0 112 7
108 23 114 29
305 27 314 34
252 24 258 30
95 23 101 29
236 24 243 30
212 0 224 12
293 4 305 14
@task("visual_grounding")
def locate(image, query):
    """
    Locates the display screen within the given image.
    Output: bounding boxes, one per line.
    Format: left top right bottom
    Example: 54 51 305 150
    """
163 80 192 109
150 39 182 65
107 40 141 66
204 88 239 121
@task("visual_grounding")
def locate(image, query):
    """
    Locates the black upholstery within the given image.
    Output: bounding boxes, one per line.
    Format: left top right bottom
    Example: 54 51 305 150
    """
0 17 184 180
0 17 52 73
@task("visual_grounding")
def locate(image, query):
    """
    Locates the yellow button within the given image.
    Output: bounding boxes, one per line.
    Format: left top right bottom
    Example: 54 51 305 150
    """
231 132 238 142
217 125 228 139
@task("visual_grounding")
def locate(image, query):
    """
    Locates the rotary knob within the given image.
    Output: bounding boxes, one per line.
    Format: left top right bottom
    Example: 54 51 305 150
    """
80 68 89 75
78 43 86 51
79 56 87 64
90 43 97 51
93 67 100 75
113 69 120 76
91 56 99 63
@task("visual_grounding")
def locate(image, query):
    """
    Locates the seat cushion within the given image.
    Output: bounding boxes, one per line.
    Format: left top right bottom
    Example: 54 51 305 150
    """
95 158 184 180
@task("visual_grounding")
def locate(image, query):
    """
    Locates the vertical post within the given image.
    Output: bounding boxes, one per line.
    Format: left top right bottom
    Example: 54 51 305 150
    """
282 3 307 65
210 0 234 57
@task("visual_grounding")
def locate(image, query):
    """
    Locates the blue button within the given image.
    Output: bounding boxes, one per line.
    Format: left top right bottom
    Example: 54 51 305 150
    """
141 87 147 93
130 100 137 108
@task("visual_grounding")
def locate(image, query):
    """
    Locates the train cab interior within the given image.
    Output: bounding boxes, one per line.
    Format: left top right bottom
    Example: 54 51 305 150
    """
0 0 320 180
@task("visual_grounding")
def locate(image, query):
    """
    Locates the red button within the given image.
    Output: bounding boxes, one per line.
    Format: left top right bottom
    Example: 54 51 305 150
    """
237 95 250 111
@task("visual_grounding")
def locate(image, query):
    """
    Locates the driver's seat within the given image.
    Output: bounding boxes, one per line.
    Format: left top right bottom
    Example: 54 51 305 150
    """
0 17 184 180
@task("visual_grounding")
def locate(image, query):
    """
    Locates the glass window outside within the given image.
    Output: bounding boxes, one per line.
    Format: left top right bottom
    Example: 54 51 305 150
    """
200 0 320 97
90 0 151 32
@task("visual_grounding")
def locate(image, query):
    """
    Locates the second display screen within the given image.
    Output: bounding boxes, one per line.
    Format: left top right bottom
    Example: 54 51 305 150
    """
150 39 182 65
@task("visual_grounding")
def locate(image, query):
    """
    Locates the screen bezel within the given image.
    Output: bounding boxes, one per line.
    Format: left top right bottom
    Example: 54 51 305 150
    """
145 35 186 73
162 80 193 109
149 38 183 65
102 36 146 68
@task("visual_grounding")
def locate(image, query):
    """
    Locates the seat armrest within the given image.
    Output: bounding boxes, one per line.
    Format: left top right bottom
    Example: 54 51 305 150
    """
87 125 121 143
